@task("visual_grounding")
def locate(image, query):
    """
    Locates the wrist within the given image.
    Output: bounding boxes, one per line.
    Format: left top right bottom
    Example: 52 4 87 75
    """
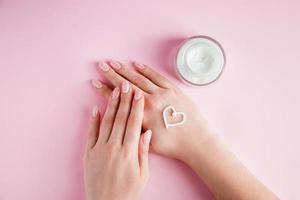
172 114 217 162
175 128 219 166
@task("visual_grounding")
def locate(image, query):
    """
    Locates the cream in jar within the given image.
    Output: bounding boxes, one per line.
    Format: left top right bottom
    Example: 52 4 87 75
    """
176 36 226 86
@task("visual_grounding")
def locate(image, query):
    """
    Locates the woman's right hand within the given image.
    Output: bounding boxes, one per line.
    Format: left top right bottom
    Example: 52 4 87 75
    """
84 82 151 200
91 61 215 161
91 61 279 200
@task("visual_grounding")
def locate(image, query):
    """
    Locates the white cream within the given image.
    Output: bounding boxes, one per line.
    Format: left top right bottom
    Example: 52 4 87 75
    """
163 105 186 129
176 36 225 85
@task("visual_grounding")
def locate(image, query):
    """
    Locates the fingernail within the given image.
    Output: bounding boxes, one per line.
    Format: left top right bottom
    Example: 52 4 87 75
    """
112 87 120 99
110 61 122 70
122 81 130 93
98 61 109 72
144 130 152 145
134 90 143 100
135 62 145 69
92 106 98 117
91 79 102 89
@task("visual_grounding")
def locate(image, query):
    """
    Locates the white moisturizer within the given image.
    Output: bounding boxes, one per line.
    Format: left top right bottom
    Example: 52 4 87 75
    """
176 36 225 85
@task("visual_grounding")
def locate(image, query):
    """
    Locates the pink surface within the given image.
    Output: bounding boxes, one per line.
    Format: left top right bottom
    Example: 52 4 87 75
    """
1 0 300 199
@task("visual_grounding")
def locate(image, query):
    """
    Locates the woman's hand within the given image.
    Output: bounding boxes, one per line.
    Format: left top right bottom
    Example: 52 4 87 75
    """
90 61 279 200
84 82 151 200
91 61 214 161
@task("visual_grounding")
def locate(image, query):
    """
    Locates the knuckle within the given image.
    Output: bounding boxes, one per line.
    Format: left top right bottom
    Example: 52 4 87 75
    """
155 75 165 82
107 101 117 110
127 117 136 127
118 102 130 115
117 109 128 120
160 76 170 84
120 96 130 105
101 116 112 126
133 76 147 84
119 65 128 73
144 67 152 74
162 88 176 98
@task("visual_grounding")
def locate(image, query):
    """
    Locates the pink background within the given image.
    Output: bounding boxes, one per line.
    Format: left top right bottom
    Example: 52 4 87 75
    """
1 0 299 199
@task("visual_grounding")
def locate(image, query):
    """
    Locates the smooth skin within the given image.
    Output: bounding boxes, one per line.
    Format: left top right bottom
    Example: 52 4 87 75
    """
88 60 279 200
84 82 152 200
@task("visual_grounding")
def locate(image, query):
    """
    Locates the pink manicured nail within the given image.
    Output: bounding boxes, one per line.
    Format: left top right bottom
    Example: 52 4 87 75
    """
92 106 98 117
135 62 145 69
144 130 152 145
110 61 122 70
91 79 102 89
134 90 143 100
98 61 110 72
122 81 130 93
112 87 120 99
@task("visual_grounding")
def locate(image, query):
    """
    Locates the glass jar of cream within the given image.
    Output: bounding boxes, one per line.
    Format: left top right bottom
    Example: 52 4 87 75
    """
176 36 226 86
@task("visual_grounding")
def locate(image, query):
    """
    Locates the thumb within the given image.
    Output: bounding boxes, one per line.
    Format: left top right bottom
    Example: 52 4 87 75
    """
139 130 152 178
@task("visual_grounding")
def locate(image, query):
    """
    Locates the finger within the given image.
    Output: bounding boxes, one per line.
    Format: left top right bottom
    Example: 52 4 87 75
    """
123 89 144 151
97 61 125 87
134 62 173 89
97 87 120 145
108 81 133 145
98 61 142 92
109 60 160 93
139 130 152 177
91 79 112 100
86 106 100 150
